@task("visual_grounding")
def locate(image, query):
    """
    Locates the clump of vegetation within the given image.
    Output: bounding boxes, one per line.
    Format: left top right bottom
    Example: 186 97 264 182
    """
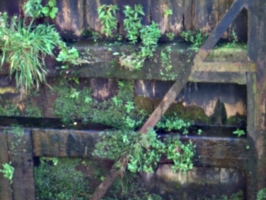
0 12 61 92
164 7 173 17
97 4 161 70
0 1 82 94
232 129 245 137
123 4 145 44
54 79 146 129
35 157 165 200
94 129 195 174
97 4 119 38
156 113 191 134
0 162 15 183
24 0 58 19
181 30 208 51
35 158 90 200
201 190 243 200
257 188 266 200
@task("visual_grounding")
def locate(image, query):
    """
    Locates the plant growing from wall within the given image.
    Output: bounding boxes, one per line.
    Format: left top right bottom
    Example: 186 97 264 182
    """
0 13 62 92
0 1 82 94
97 4 119 38
0 162 15 183
23 0 58 19
93 129 195 174
123 4 145 44
156 112 191 134
257 188 266 200
232 129 245 137
181 30 208 51
164 7 173 18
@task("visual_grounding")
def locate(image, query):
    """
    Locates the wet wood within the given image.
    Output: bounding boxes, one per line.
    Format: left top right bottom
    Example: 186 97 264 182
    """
7 129 35 200
0 0 248 40
246 0 266 198
32 129 99 158
0 130 12 200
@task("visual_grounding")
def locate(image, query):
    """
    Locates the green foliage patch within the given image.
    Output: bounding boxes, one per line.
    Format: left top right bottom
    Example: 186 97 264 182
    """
93 129 195 174
54 80 146 129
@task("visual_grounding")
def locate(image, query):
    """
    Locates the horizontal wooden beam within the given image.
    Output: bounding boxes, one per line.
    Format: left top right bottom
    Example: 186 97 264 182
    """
0 43 253 84
31 128 247 170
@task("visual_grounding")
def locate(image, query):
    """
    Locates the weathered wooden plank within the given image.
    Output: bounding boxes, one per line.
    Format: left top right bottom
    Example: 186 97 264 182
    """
0 130 12 200
31 129 247 169
246 0 266 198
32 129 99 158
7 129 35 200
150 0 184 35
182 136 247 169
55 0 85 39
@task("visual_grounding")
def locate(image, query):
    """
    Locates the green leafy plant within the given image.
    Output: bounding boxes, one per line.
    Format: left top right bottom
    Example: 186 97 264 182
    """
0 163 15 183
181 30 208 51
24 0 58 19
161 46 172 72
119 5 161 70
0 10 82 93
98 4 119 38
232 129 245 137
164 7 173 17
93 129 195 174
156 113 192 134
139 21 161 57
257 188 266 200
41 0 58 19
123 4 145 44
0 13 62 92
225 30 238 48
166 32 175 41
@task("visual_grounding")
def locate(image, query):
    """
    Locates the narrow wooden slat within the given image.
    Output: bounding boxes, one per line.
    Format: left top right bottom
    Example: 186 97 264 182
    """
0 130 12 200
7 129 35 200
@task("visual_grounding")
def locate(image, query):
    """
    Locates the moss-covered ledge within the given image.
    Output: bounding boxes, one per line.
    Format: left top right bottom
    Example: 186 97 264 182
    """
0 42 253 84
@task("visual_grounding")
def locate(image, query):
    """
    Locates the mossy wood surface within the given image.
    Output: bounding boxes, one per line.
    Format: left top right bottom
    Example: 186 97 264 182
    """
0 43 251 84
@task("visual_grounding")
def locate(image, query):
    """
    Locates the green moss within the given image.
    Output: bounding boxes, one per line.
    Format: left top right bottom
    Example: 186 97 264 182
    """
184 105 209 124
134 96 154 114
226 115 246 126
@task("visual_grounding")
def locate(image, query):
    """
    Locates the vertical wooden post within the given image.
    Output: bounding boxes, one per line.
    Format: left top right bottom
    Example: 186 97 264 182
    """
7 129 35 200
247 0 266 198
0 129 13 200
